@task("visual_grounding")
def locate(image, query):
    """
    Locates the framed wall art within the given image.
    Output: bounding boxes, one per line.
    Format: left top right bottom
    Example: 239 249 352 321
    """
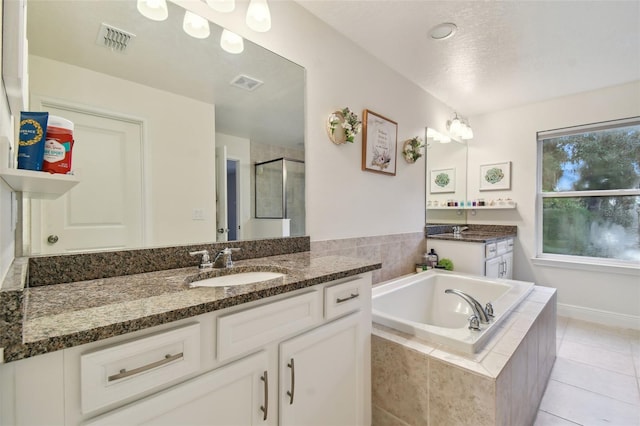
480 161 511 191
361 109 398 176
430 168 456 193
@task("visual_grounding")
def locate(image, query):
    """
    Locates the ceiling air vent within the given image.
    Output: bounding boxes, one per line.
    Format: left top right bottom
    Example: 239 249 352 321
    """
96 23 135 53
230 74 263 91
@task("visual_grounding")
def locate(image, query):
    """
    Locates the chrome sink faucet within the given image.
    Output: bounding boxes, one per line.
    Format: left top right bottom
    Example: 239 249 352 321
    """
189 250 213 270
213 247 242 268
452 226 469 236
444 289 494 329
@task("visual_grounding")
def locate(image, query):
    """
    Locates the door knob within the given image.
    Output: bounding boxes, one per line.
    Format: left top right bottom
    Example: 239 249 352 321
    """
47 235 59 244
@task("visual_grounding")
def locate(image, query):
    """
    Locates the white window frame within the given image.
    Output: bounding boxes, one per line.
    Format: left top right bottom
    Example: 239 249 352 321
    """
535 117 640 270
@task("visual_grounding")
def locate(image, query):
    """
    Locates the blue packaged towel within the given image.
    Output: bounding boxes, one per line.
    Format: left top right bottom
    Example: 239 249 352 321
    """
18 111 49 171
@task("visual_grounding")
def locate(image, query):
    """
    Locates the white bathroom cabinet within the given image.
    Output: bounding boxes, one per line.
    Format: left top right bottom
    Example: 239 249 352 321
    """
0 273 371 426
484 239 514 279
279 313 363 426
85 350 270 426
427 237 514 279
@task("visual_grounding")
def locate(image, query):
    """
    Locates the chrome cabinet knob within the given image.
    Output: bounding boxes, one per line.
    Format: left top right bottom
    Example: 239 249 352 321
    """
47 235 59 244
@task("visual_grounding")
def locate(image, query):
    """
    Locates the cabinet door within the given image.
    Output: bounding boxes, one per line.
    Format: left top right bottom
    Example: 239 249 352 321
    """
502 251 514 279
85 351 269 426
485 256 502 278
280 313 363 426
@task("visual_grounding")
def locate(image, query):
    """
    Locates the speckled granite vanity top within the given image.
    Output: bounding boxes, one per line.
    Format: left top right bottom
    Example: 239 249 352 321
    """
2 246 380 362
428 232 514 243
426 224 517 243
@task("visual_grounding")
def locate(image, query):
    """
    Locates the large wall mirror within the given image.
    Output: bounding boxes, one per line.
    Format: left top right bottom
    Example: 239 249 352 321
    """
425 127 467 225
21 0 305 255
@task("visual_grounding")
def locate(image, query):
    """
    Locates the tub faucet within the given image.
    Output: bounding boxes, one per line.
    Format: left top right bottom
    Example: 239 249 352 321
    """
444 289 491 324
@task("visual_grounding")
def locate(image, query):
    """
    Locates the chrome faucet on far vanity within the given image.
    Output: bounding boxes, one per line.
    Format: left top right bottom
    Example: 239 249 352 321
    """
452 226 469 236
444 289 494 330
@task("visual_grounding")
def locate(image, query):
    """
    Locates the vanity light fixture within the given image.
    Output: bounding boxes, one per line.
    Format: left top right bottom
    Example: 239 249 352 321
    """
220 29 244 54
183 10 210 39
246 0 271 32
426 128 451 144
447 113 473 141
206 0 235 13
137 0 168 21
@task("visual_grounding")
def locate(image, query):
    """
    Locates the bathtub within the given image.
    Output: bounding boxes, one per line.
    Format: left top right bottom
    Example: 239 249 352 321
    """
372 270 534 353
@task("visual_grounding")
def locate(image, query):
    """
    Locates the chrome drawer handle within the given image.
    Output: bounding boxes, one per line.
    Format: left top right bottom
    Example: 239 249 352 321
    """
260 371 268 421
336 293 359 304
286 358 295 405
107 352 184 382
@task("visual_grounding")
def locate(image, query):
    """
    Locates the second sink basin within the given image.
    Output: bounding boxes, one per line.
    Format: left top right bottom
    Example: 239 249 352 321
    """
190 271 285 288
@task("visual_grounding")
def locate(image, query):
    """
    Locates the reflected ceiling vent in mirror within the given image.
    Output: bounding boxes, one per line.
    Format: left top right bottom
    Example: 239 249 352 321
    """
230 74 263 91
96 23 136 53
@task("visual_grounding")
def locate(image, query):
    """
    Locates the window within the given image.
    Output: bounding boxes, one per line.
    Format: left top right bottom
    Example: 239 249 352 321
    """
537 117 640 265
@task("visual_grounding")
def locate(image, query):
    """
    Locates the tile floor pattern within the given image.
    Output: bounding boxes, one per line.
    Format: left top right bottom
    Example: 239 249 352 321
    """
534 317 640 426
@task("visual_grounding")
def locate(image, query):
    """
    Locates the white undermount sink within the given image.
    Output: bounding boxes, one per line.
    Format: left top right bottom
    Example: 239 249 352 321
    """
190 271 285 288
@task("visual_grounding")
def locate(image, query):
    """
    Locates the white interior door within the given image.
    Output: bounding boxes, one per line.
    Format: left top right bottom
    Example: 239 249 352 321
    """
216 146 228 242
34 105 143 254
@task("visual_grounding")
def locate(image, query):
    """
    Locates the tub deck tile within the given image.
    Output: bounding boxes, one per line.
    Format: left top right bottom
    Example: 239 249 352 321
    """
371 285 557 426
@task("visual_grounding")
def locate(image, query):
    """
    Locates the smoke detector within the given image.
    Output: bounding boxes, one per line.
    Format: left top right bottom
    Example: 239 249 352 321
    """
230 74 263 91
96 23 135 52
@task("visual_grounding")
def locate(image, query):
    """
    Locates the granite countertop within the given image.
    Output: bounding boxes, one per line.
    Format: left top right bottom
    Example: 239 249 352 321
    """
4 252 380 362
428 232 515 243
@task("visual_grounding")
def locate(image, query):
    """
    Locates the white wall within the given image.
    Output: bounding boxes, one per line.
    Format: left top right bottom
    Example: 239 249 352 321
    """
0 89 15 283
468 81 640 327
0 0 16 282
28 56 217 249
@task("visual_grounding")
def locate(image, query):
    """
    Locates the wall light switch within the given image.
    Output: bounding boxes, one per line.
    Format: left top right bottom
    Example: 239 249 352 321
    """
192 208 205 221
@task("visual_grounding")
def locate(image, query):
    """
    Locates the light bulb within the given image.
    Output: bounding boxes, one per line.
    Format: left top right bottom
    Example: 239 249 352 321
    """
220 29 244 54
461 125 474 140
137 0 168 21
449 117 463 138
183 11 210 39
206 0 235 13
246 0 271 32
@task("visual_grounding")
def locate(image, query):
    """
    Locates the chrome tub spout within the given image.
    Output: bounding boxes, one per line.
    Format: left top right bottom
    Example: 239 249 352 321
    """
444 288 491 324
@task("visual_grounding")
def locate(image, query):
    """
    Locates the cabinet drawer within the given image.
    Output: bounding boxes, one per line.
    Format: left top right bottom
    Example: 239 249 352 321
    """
496 239 510 255
217 291 321 361
84 351 268 426
80 323 201 414
324 276 366 320
485 242 498 258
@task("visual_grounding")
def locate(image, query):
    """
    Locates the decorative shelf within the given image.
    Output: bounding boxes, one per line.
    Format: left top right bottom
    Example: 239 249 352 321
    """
0 168 79 199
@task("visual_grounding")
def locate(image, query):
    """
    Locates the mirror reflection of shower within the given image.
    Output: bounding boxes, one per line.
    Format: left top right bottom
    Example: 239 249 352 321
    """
255 158 306 237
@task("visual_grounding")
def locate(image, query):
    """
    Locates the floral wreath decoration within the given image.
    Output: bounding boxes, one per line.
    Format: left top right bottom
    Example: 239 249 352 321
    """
328 107 362 144
402 136 425 163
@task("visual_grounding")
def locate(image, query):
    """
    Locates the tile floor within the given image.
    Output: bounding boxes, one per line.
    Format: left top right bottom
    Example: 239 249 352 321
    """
534 316 640 426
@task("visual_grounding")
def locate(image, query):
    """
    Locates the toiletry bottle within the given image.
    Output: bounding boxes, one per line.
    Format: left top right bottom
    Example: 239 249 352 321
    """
427 249 439 268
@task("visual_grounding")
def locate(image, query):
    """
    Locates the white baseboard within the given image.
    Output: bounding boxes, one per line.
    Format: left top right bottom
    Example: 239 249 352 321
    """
558 303 640 330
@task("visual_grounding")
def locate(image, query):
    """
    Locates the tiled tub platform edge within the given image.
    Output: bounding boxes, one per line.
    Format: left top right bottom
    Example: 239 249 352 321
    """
372 286 557 426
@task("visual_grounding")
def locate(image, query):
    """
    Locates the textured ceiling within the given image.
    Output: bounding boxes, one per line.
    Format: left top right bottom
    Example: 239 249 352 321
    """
297 0 640 117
